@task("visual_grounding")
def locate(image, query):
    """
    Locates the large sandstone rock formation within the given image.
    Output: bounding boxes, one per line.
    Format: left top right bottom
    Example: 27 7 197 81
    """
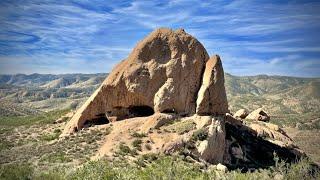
63 28 228 135
61 28 305 170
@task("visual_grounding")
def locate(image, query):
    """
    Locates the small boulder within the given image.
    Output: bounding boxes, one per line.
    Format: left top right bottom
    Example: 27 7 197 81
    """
233 109 249 119
245 108 270 122
216 163 228 172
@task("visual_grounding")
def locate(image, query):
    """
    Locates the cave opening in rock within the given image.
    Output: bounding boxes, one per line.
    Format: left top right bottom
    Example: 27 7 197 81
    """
128 105 154 117
161 108 175 114
84 113 109 127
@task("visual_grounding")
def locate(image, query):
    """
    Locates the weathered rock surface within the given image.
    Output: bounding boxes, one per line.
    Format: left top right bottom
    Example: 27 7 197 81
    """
245 108 270 122
63 28 230 135
196 117 226 164
140 113 176 133
233 109 248 119
61 28 306 170
224 115 305 170
196 55 229 115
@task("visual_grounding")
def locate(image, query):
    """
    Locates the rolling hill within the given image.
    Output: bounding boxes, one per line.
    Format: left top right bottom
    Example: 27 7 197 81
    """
0 73 319 126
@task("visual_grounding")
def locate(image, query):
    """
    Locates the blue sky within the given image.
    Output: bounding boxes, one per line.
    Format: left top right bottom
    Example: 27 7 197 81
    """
0 0 319 77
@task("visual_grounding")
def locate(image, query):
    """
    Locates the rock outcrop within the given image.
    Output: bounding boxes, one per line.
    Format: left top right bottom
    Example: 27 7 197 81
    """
196 55 229 115
63 28 228 135
196 117 226 164
246 108 270 122
61 28 305 170
224 116 305 170
233 109 248 119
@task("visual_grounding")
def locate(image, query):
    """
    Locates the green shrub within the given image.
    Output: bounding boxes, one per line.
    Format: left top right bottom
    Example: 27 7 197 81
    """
131 132 147 138
132 139 142 151
40 133 60 141
191 129 208 141
117 143 138 156
141 153 158 162
53 129 62 134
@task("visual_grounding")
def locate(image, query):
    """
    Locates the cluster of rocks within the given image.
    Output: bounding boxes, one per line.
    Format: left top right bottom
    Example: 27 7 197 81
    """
62 28 305 170
233 108 270 122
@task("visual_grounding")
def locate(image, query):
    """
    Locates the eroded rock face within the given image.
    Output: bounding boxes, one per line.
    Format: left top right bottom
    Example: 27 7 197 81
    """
224 115 305 170
63 28 230 135
196 55 229 115
196 117 226 164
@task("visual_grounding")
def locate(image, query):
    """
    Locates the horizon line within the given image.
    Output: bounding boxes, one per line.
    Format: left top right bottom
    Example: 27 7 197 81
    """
0 72 319 79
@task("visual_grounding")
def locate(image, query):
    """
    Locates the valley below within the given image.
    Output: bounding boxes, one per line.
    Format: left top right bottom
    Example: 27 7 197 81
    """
0 73 319 179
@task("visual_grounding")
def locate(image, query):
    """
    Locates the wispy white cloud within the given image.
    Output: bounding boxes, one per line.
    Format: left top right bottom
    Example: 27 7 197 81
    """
0 0 319 77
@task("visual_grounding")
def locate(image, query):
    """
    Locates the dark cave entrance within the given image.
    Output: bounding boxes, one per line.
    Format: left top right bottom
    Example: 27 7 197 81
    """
84 113 109 127
128 105 154 117
161 108 176 114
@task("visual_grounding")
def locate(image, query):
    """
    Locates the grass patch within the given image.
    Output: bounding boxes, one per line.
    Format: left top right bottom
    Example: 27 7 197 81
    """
0 139 13 151
0 109 70 127
40 133 60 141
1 156 318 180
0 163 33 180
40 129 62 141
131 132 147 138
165 119 196 134
40 151 72 163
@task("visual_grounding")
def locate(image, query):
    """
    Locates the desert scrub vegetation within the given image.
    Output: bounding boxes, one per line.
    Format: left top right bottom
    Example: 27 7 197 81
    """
115 143 138 157
131 132 147 138
0 109 70 127
0 126 112 166
191 128 208 141
40 129 62 141
0 156 319 180
164 119 196 134
40 151 72 163
132 139 142 151
269 111 320 128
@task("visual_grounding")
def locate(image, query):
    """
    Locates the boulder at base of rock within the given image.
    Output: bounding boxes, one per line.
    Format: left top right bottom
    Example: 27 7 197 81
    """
216 163 228 172
233 109 249 119
245 108 270 122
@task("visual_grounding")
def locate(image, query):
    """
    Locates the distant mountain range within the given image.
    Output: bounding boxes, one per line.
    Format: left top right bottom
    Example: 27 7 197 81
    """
0 73 319 120
0 74 107 116
225 74 320 114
